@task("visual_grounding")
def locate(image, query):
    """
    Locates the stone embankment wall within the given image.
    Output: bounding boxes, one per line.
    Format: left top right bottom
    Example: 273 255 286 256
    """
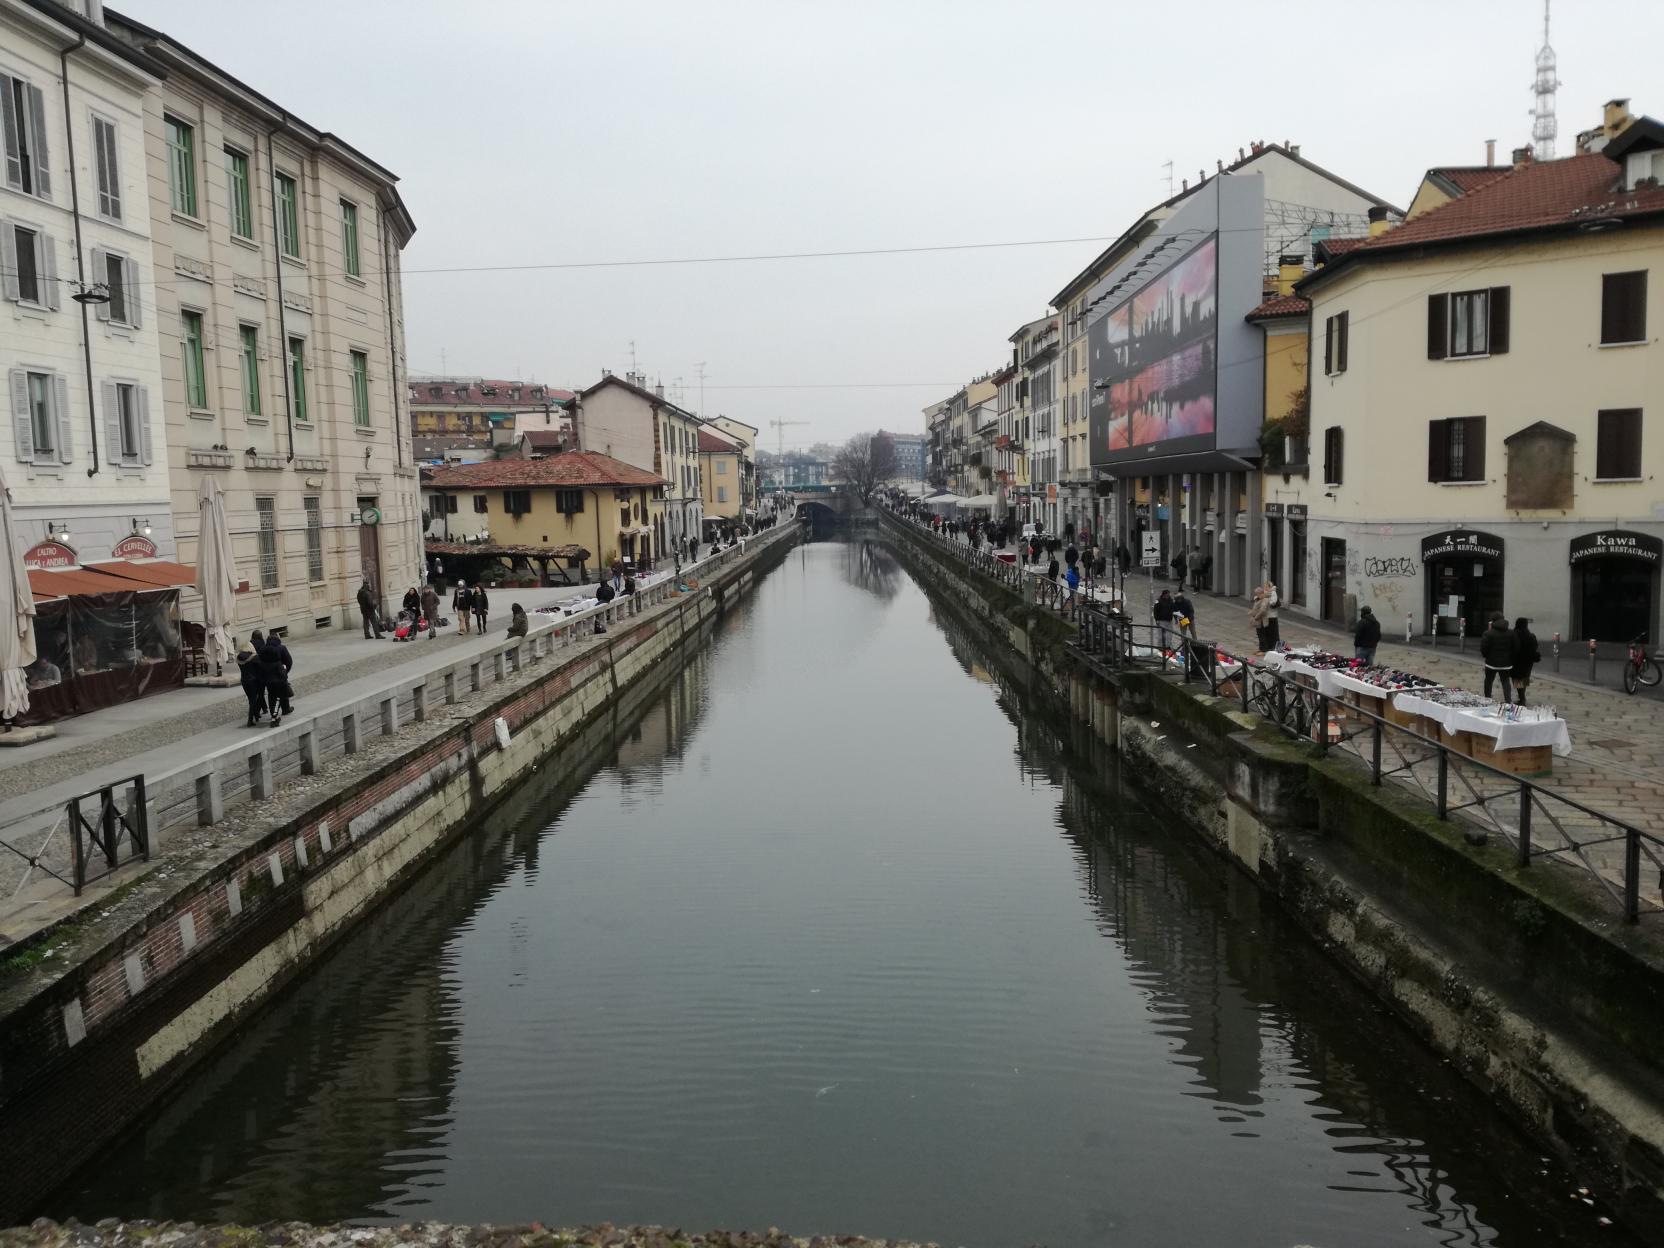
880 513 1664 1237
0 525 800 1225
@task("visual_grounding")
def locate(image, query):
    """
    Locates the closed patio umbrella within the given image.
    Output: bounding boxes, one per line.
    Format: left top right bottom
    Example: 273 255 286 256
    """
194 477 237 672
0 466 35 722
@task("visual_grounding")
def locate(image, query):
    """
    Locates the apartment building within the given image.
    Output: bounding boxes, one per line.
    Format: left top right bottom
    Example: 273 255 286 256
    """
408 376 571 462
698 427 743 522
571 371 703 558
2 0 173 561
1010 315 1058 530
1280 103 1664 645
104 9 420 636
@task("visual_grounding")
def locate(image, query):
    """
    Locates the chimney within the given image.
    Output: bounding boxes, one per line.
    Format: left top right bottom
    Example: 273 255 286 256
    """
1485 138 1496 167
1181 178 1189 192
1276 254 1305 296
1367 204 1391 238
1604 97 1633 138
1512 144 1535 168
654 381 665 398
1217 158 1224 173
1288 144 1300 157
1237 146 1245 162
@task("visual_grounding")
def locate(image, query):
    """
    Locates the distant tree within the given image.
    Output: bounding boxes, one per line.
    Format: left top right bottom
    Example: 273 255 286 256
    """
832 432 897 506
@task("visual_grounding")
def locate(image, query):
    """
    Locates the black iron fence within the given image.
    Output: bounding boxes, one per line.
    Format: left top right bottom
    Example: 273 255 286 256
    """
0 775 150 901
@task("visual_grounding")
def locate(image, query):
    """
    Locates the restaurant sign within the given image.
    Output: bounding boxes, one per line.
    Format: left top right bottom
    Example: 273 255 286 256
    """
1568 529 1663 566
110 534 158 559
23 540 77 569
1420 530 1504 561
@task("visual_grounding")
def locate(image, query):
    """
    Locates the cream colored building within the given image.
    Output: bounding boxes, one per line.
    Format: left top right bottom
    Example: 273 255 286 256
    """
108 10 420 636
571 371 703 559
698 428 743 521
1279 108 1664 645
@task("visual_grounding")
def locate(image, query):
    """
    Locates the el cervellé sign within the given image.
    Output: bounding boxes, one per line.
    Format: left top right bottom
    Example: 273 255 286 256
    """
1568 529 1663 566
1420 531 1504 561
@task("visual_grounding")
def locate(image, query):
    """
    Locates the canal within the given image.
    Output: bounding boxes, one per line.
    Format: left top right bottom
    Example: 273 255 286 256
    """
54 539 1630 1246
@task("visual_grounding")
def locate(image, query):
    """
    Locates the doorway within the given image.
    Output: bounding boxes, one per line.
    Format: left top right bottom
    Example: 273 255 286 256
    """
1289 519 1308 607
1321 537 1347 623
1573 558 1658 644
1266 518 1283 593
356 495 381 601
1426 557 1503 636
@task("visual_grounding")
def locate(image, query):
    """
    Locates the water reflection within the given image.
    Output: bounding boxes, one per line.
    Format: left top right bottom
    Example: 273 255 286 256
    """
55 541 1632 1248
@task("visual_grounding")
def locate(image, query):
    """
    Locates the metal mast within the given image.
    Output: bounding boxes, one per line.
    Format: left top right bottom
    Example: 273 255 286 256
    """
1531 0 1559 159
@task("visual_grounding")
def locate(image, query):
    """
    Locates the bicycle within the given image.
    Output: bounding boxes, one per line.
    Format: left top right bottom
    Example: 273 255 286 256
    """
1623 633 1662 695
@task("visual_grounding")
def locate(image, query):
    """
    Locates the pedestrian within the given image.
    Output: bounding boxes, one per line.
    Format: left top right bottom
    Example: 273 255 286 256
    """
1354 605 1381 664
1065 563 1081 613
1046 554 1059 585
1262 580 1282 649
473 584 490 633
1170 548 1188 585
1197 551 1213 592
258 630 292 725
1117 543 1131 578
402 585 420 618
594 576 615 633
1249 585 1269 652
237 640 265 726
420 582 441 640
1512 616 1542 705
1480 613 1518 702
507 602 529 639
690 539 700 561
1064 541 1079 570
1173 591 1197 638
357 580 383 639
1154 589 1175 626
452 581 474 635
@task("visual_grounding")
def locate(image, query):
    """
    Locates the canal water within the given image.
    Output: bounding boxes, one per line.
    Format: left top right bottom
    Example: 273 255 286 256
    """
56 540 1631 1247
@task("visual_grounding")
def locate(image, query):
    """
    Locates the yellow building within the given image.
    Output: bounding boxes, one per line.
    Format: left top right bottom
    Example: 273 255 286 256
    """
1271 108 1664 643
698 428 744 521
422 450 667 580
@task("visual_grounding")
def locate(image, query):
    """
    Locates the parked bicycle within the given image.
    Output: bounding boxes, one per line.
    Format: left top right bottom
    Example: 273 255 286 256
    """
1623 633 1662 695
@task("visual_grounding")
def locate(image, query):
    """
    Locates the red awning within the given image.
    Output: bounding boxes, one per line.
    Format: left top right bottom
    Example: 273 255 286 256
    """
28 559 196 603
85 558 197 589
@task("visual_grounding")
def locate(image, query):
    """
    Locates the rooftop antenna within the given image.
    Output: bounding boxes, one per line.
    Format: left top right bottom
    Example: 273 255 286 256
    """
628 340 638 376
695 361 707 418
1161 160 1174 197
1531 0 1559 159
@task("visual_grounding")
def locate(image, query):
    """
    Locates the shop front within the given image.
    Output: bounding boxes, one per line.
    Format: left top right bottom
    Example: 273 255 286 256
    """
1569 529 1661 644
18 538 196 726
1421 530 1505 637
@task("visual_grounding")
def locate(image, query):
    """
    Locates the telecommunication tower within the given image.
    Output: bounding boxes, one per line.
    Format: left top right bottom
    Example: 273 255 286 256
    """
1531 0 1559 160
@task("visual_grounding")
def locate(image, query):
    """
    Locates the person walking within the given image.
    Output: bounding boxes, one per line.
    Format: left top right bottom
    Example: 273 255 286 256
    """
1512 616 1542 704
1198 551 1214 592
1480 613 1518 702
1117 543 1131 578
1064 541 1079 572
420 582 441 640
473 584 490 633
1173 591 1197 638
357 580 383 639
257 631 292 726
507 602 529 638
1354 605 1381 664
1170 548 1188 586
1249 585 1269 652
1154 589 1175 626
452 582 474 635
1065 562 1081 615
1262 580 1282 650
237 640 265 726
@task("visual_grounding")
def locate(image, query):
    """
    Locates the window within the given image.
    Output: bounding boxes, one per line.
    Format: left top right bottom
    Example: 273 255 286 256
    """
276 172 300 258
340 200 360 276
304 497 324 582
1323 311 1349 375
555 488 584 514
6 224 53 306
10 368 67 461
92 116 120 220
1322 426 1344 485
1428 416 1487 482
1601 271 1647 345
182 310 208 408
255 497 279 589
444 495 458 514
472 494 487 513
225 147 253 238
717 458 728 475
1 73 51 197
237 325 262 415
111 381 143 460
102 251 129 323
1428 288 1509 359
350 350 370 426
717 485 727 504
288 336 308 422
1596 409 1642 480
164 116 196 216
504 490 532 517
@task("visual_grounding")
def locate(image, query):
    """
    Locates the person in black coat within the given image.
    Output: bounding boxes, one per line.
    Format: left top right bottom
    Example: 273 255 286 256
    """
472 584 490 633
1117 544 1131 576
1479 614 1518 702
1512 617 1542 704
1154 589 1175 624
256 633 292 726
1354 605 1382 663
237 640 265 726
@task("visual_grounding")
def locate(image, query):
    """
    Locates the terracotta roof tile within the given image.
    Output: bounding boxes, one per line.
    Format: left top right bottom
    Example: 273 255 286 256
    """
423 451 666 490
1245 294 1311 321
409 378 573 407
697 429 739 453
519 430 570 449
1428 165 1510 195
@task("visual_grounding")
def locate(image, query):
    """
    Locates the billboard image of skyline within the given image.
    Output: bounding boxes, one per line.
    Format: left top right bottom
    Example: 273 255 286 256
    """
1090 235 1219 463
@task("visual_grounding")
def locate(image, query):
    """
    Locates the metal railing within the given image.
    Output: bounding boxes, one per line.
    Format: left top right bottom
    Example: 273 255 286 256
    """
1 775 149 901
882 507 1664 924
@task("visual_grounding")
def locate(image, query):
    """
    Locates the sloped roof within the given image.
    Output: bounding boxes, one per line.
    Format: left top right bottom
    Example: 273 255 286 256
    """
424 451 666 489
578 373 698 420
1302 152 1664 290
1245 294 1311 322
519 430 569 449
1426 165 1510 197
409 378 572 407
697 429 739 454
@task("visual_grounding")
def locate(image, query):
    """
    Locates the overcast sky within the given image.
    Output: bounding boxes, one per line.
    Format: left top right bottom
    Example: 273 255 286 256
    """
130 0 1661 452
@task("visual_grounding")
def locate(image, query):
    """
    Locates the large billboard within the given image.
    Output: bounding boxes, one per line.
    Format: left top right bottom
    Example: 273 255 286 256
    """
1088 234 1218 465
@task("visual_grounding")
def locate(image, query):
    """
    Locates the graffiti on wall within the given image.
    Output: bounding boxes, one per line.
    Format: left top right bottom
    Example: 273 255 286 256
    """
1364 556 1419 579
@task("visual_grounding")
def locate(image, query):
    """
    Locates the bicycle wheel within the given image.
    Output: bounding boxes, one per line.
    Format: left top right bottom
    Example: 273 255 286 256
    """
1625 660 1641 695
1641 658 1664 688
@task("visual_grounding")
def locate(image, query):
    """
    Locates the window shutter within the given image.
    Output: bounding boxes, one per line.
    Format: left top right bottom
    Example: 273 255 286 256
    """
1466 416 1486 479
1323 317 1333 375
102 380 121 458
1337 311 1349 372
1427 294 1448 359
9 370 32 461
91 247 109 320
0 225 18 302
1330 427 1343 485
1488 287 1510 354
139 386 153 464
40 232 59 310
125 256 142 327
0 76 20 189
1428 420 1447 482
53 373 71 463
26 85 49 199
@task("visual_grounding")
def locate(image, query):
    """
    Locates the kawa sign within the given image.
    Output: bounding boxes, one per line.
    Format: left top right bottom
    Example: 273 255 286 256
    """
1568 529 1663 565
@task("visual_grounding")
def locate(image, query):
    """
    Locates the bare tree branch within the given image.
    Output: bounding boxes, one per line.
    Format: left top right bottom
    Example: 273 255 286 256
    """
832 431 897 506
